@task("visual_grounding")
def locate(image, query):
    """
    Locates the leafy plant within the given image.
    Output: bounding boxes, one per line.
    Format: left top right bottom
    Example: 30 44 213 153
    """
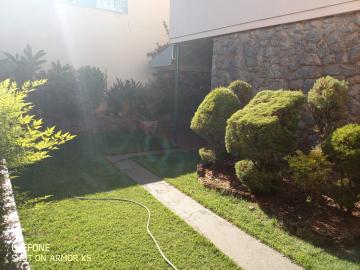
235 160 279 193
105 78 144 116
331 178 359 211
77 66 105 112
287 146 334 200
191 87 240 164
191 87 240 147
198 147 226 165
226 90 306 165
3 45 46 83
324 124 360 180
308 76 348 139
323 124 360 210
0 79 75 170
31 61 81 119
227 80 252 108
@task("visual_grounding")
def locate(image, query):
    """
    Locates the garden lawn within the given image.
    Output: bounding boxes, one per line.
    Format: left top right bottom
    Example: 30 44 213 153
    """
135 151 360 270
14 133 239 270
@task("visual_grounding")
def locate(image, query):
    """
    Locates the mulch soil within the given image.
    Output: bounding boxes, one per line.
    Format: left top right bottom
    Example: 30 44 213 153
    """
197 162 360 250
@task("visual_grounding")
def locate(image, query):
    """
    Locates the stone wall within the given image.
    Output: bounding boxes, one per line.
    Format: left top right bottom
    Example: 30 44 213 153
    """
211 11 360 121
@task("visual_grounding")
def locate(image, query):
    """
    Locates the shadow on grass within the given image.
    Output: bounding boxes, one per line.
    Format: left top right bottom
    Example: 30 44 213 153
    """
13 131 170 204
133 150 200 179
135 151 360 266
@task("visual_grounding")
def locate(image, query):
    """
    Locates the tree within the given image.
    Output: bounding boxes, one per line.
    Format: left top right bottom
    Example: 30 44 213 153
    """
3 45 46 84
0 79 75 170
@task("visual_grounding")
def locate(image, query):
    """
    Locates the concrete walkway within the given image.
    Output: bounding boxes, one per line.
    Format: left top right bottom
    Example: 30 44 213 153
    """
108 153 302 270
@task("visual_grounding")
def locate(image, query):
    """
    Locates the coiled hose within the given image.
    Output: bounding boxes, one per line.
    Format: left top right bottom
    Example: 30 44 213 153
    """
74 196 179 270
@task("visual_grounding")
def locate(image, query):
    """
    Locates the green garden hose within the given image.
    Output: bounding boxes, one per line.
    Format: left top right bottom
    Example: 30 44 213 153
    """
74 196 179 270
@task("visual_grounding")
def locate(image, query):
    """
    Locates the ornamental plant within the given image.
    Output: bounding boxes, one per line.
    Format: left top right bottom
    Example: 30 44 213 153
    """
308 76 348 139
324 124 360 180
235 159 279 193
226 90 305 193
0 79 76 170
227 80 252 108
286 146 334 201
226 90 305 165
191 87 240 163
77 65 105 113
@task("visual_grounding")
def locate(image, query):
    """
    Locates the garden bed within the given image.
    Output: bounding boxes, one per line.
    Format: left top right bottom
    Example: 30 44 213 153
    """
197 162 360 248
135 151 360 270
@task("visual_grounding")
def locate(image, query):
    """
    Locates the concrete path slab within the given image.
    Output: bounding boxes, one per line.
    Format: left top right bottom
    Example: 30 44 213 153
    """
108 155 302 270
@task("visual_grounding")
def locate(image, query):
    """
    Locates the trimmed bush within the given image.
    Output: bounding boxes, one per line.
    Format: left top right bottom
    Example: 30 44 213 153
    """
228 80 252 107
191 87 240 146
308 76 348 139
198 147 217 164
287 147 333 196
235 160 279 193
331 178 359 210
324 124 360 181
226 90 306 165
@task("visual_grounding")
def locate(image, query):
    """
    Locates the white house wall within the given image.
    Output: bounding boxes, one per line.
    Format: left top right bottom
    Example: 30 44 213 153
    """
170 0 360 43
0 0 169 84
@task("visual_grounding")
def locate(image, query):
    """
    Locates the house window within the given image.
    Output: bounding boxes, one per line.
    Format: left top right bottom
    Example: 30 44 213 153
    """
62 0 128 14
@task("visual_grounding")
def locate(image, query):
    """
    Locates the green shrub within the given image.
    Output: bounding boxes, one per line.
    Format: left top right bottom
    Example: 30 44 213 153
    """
226 90 306 165
324 124 360 182
0 79 76 169
228 80 252 107
287 147 333 195
235 160 279 193
105 78 143 116
308 76 348 139
77 66 105 112
331 178 359 210
191 87 240 147
31 61 81 119
198 147 216 164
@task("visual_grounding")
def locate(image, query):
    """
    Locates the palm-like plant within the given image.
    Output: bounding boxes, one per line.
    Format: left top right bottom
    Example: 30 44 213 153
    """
105 78 144 116
31 60 81 119
3 45 46 83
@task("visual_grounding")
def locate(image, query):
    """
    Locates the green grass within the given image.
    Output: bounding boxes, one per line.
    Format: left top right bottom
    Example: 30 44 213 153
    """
14 133 239 270
135 151 360 270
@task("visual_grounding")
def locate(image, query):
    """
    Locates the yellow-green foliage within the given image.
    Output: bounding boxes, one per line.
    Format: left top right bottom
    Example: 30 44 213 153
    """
235 160 279 193
308 76 348 138
198 147 217 164
324 124 360 181
0 79 76 169
198 147 226 164
226 90 306 164
287 146 333 193
190 87 240 146
227 80 252 107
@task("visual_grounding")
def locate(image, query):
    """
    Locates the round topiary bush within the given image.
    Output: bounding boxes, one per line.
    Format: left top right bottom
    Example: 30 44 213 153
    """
226 90 306 165
191 87 240 147
198 147 217 164
308 76 348 138
235 160 278 193
324 124 360 180
227 80 252 107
